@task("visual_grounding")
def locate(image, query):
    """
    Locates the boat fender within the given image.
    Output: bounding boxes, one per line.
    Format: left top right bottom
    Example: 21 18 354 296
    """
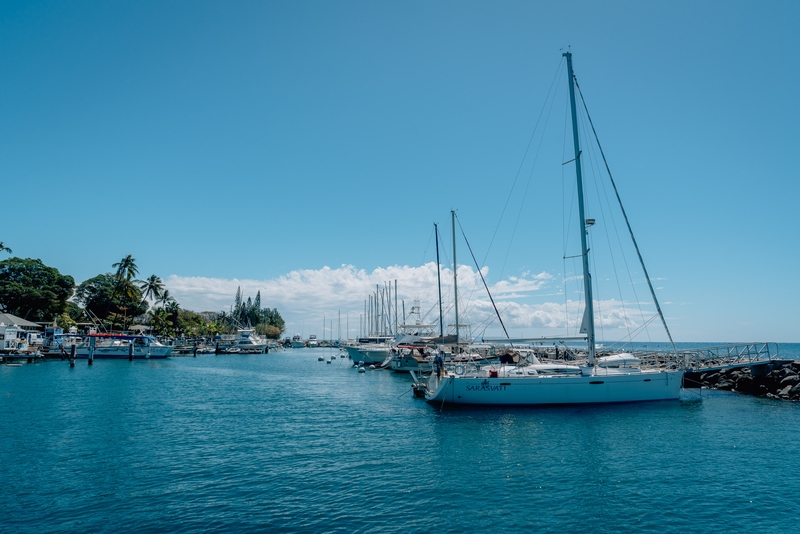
454 364 466 376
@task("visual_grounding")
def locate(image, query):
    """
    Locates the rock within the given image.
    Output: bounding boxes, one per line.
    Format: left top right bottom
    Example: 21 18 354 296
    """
735 376 754 394
716 380 736 391
702 372 721 384
780 374 800 386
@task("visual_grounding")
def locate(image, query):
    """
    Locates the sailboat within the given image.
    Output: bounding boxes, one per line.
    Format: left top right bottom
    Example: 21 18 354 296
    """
423 52 684 405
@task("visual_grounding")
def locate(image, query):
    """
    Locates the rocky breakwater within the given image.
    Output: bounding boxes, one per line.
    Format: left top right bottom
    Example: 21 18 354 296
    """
684 360 800 400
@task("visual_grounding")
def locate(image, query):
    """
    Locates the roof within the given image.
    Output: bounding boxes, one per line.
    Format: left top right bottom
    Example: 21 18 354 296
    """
0 313 43 329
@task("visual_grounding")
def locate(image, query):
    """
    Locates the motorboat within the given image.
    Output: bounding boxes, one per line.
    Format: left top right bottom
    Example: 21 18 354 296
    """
234 328 267 353
389 344 433 373
74 334 173 359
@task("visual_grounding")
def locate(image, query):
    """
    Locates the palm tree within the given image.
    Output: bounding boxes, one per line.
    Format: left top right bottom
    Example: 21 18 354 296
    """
112 254 139 282
108 255 139 331
148 307 171 336
159 289 175 308
165 300 180 331
0 242 11 255
139 275 165 304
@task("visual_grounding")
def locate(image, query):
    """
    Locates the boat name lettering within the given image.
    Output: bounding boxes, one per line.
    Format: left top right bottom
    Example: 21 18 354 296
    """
466 379 508 392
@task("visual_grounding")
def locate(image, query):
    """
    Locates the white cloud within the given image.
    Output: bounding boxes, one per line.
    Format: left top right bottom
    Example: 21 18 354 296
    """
165 263 659 340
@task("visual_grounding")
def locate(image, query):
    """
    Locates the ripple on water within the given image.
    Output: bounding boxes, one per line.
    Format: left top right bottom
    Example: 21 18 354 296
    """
2 350 800 532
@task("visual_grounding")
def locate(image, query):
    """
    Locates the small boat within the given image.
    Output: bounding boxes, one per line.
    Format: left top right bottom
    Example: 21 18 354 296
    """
389 345 433 373
224 347 242 354
44 332 84 357
74 334 173 359
290 334 305 348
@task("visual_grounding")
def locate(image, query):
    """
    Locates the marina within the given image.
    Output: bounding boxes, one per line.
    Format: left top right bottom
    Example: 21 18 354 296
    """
1 2 798 532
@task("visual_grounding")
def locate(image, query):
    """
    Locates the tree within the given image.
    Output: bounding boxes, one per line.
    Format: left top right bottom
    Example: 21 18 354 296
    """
165 300 180 329
139 274 164 304
56 312 77 330
112 254 139 282
0 242 11 255
148 307 172 336
0 258 75 321
159 289 174 308
176 309 208 336
75 273 147 327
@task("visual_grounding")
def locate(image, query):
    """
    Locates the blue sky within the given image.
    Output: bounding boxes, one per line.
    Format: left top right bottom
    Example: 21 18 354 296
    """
2 1 798 342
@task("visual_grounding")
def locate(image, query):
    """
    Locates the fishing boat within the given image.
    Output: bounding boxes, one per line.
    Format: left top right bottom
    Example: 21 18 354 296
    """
234 328 267 353
43 329 84 357
74 334 173 359
290 334 305 348
424 52 684 405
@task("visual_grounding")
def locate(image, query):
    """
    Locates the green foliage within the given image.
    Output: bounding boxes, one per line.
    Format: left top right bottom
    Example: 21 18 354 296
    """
176 309 213 337
75 273 147 325
64 301 84 322
139 274 164 303
112 254 139 281
0 257 75 321
57 312 77 330
148 307 172 336
218 287 285 338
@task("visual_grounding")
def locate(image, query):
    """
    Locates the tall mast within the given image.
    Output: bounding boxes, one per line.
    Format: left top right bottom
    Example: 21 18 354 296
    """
434 223 444 338
451 210 459 346
564 51 597 365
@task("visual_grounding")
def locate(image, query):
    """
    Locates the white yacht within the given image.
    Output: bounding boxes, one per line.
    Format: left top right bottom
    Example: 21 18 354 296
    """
234 328 267 353
307 334 319 348
343 335 394 364
290 334 305 348
424 52 683 405
74 334 173 359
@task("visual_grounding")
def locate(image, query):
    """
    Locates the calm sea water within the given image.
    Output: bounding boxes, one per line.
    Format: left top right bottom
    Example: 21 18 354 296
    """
2 344 799 533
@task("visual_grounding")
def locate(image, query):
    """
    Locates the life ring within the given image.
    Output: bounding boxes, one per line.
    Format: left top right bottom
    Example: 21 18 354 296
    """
454 364 466 375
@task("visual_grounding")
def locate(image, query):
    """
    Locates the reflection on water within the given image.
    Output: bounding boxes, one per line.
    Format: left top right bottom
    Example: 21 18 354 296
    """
1 347 799 532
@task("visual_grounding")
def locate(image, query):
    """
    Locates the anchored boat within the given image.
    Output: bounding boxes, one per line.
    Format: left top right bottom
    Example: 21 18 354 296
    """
74 334 173 359
424 52 683 405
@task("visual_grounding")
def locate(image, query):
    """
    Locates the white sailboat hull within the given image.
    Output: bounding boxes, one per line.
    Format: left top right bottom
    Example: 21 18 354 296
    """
425 369 683 405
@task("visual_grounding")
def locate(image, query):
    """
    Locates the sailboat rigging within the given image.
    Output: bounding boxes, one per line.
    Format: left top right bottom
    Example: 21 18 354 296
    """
423 52 684 405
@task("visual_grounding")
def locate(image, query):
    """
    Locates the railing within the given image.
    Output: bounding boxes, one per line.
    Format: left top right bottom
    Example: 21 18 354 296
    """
680 343 779 371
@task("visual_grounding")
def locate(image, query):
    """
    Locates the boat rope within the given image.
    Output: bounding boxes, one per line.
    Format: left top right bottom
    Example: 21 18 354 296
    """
574 77 678 356
484 58 565 276
455 214 510 340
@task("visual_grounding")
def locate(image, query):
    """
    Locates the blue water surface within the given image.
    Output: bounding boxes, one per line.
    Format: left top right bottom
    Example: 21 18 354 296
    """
2 345 799 533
